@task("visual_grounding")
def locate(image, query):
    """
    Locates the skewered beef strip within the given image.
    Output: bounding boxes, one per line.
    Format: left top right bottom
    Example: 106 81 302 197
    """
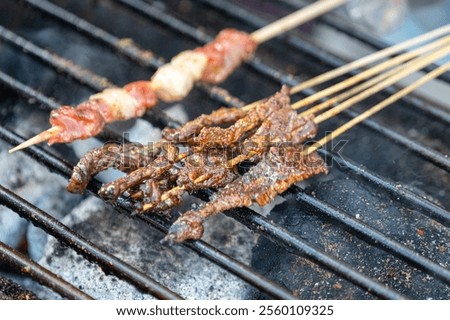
193 86 290 149
98 143 182 201
195 29 257 84
162 107 248 142
67 142 161 193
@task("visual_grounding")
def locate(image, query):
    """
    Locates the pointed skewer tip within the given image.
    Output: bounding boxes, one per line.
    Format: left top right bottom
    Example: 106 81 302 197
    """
8 127 60 154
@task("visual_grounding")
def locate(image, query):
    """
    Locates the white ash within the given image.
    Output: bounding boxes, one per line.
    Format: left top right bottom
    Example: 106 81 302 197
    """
38 196 257 299
164 104 189 124
0 142 82 258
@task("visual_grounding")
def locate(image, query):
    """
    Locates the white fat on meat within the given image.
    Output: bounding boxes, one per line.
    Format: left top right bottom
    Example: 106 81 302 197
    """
151 50 207 102
90 88 138 120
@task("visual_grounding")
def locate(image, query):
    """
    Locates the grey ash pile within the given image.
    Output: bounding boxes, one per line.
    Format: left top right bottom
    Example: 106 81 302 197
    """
38 197 257 299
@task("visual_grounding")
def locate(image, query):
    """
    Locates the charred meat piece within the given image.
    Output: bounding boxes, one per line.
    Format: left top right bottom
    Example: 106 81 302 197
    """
193 86 290 149
67 142 161 193
162 107 247 142
98 143 181 201
176 148 238 191
231 108 317 166
164 146 328 243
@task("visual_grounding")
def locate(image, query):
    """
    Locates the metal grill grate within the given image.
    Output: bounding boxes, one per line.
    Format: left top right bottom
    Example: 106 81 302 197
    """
0 0 449 300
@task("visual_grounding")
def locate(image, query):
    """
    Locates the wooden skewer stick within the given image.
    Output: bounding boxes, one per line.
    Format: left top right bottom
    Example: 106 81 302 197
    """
8 127 61 153
303 60 450 156
299 38 450 116
300 65 403 117
313 43 450 124
228 43 450 169
290 23 450 95
242 25 450 112
292 35 450 110
250 0 348 44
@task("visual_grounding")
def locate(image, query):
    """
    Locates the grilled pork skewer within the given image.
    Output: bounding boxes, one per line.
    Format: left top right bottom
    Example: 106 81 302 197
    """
9 0 347 153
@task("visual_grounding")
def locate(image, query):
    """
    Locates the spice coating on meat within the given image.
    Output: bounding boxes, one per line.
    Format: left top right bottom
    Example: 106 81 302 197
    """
193 86 290 149
196 29 258 84
165 146 328 243
162 107 248 142
67 142 161 193
176 148 238 191
98 143 180 201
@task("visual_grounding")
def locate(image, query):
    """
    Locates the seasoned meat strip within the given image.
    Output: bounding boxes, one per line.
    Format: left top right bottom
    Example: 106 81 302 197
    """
162 107 247 142
164 146 328 243
193 86 290 149
67 142 161 193
98 143 180 201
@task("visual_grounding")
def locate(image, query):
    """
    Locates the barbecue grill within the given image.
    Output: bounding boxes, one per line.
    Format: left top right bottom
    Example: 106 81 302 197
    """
0 0 449 300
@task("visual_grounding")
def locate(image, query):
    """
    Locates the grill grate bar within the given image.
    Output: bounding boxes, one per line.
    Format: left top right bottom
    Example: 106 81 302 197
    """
25 0 161 69
342 109 450 173
293 186 450 287
0 70 60 110
0 126 297 300
0 240 93 300
0 183 182 300
0 25 113 92
319 149 450 228
277 0 450 85
25 0 244 109
115 201 298 300
219 201 408 300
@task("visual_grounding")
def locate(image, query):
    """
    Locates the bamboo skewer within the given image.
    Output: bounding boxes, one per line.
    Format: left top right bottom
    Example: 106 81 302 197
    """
299 39 450 116
292 35 450 110
313 44 450 124
250 0 348 44
289 23 450 95
227 41 450 170
242 24 450 112
303 60 450 156
8 127 61 153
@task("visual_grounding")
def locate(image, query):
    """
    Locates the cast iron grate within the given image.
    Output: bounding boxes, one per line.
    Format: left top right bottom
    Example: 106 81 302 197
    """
0 0 448 300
